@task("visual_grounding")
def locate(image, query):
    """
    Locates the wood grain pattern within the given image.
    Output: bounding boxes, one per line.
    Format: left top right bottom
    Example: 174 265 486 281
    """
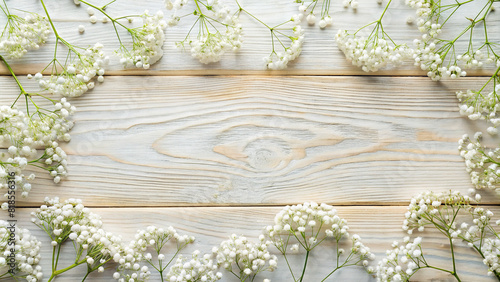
0 76 496 207
2 0 500 281
9 206 498 281
0 0 498 75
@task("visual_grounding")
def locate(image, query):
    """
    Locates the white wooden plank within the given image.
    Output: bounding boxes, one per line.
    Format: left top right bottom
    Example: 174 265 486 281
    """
3 206 497 281
1 76 497 207
0 0 497 74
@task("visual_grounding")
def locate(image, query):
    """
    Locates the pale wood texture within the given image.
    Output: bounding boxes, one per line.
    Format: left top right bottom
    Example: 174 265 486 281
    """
0 76 497 206
10 206 499 281
0 0 498 75
1 0 500 281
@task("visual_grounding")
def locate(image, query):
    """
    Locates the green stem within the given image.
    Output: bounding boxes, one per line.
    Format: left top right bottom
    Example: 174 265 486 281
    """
298 250 310 282
0 55 28 98
378 0 393 21
47 260 86 282
81 271 90 282
448 235 461 281
39 0 59 38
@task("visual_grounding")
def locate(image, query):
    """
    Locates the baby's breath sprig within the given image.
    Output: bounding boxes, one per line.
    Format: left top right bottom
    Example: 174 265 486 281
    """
213 234 277 282
0 0 50 59
165 250 223 282
294 0 335 29
166 0 243 64
407 0 498 81
34 0 108 98
31 197 123 282
0 55 74 204
77 0 167 69
0 220 43 281
235 0 304 70
457 66 500 127
264 202 375 282
336 0 413 72
378 190 500 281
113 225 195 282
459 132 500 191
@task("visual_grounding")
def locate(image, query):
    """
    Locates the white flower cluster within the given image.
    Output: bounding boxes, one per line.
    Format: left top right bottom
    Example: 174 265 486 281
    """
265 14 304 70
112 246 151 282
264 202 375 273
336 29 413 72
402 190 475 234
459 206 494 247
130 225 195 255
0 13 51 58
350 234 376 270
32 198 124 277
188 22 243 64
164 0 189 26
168 0 243 64
457 77 500 126
265 202 349 250
376 236 424 282
165 0 189 10
114 225 194 282
31 198 104 244
0 220 43 281
0 107 34 201
35 43 108 97
118 11 167 69
214 234 277 279
0 99 74 203
76 228 123 272
165 250 222 282
482 237 500 276
295 1 333 29
406 0 489 81
459 133 500 190
406 0 447 80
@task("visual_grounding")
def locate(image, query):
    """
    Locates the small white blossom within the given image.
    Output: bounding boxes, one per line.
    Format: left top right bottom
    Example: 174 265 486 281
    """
118 11 167 69
0 12 51 58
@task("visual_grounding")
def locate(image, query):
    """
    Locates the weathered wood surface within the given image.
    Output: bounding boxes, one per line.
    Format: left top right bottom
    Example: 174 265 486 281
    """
0 75 496 207
0 0 498 75
11 206 498 281
2 0 500 281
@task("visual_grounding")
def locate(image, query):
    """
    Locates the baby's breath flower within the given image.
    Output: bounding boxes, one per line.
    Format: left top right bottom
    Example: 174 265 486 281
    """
458 133 500 191
0 12 51 58
482 238 500 275
402 190 475 233
0 97 74 203
0 221 43 281
165 250 222 282
376 237 424 281
265 202 349 251
215 234 277 280
37 43 108 97
172 0 243 64
32 197 103 244
295 0 334 29
117 10 167 69
115 225 194 281
336 29 412 72
32 198 124 280
266 202 374 280
407 0 498 81
113 246 151 282
457 68 500 126
264 14 304 70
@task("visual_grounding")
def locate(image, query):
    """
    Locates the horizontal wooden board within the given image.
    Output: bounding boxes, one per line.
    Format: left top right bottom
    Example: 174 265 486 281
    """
0 0 498 75
1 76 497 207
4 206 498 281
